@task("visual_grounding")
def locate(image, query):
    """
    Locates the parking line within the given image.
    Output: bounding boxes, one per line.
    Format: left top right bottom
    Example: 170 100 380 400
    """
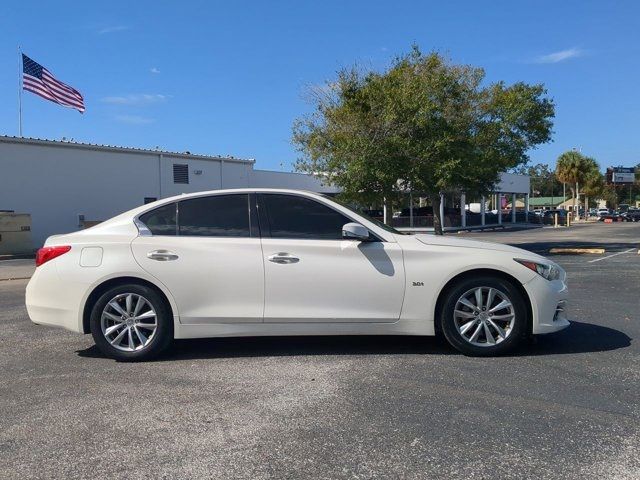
587 248 636 263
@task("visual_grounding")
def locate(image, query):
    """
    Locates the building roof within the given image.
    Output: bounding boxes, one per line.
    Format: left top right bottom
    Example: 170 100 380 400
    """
528 196 569 206
0 135 254 164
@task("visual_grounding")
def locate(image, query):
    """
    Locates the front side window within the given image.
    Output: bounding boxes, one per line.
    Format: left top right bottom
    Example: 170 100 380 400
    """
138 202 177 235
178 194 250 237
261 194 352 240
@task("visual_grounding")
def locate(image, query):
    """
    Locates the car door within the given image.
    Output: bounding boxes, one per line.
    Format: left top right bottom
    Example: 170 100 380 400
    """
131 193 264 324
258 193 405 323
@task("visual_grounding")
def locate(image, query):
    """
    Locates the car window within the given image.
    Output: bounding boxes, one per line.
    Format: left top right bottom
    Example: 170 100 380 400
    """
178 194 250 237
139 202 177 235
261 194 352 240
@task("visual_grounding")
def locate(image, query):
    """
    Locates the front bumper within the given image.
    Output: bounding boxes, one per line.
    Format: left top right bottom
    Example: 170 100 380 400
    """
524 274 570 334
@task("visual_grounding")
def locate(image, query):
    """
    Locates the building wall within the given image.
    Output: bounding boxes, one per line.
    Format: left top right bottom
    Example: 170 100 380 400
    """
0 142 159 246
249 169 340 193
0 139 337 247
0 139 255 246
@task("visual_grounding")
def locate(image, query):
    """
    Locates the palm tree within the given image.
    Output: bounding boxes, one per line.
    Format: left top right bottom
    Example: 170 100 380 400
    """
581 158 604 216
555 151 589 218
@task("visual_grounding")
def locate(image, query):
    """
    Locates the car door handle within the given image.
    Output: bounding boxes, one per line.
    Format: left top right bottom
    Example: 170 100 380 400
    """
147 250 179 261
268 253 299 264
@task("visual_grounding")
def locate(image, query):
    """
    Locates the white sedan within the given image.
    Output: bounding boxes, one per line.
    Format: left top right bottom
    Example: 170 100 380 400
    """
26 189 569 361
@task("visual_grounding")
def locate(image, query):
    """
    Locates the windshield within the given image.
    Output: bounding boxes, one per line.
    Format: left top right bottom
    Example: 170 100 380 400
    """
321 195 403 235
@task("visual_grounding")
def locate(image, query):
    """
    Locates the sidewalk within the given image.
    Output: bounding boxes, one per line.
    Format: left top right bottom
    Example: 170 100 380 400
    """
0 259 35 281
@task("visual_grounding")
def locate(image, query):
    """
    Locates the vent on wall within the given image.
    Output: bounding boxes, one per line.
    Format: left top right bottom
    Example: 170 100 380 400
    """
173 164 189 184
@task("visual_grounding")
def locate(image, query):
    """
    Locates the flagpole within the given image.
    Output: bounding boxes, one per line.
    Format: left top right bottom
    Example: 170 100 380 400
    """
18 46 23 137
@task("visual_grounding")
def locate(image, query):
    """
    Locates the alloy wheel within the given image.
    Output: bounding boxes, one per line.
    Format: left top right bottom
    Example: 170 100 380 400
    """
100 293 158 352
453 286 516 347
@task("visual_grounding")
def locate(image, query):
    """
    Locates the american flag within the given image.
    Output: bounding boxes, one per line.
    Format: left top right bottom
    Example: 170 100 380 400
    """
22 54 85 113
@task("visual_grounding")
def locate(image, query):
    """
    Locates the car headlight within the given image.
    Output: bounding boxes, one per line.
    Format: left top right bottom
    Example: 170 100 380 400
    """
514 258 563 281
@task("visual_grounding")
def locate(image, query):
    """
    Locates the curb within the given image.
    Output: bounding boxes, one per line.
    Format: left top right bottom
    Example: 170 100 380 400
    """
549 248 605 254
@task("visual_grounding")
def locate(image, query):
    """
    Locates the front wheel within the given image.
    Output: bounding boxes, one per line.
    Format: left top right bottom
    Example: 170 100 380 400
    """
440 276 528 356
89 284 173 361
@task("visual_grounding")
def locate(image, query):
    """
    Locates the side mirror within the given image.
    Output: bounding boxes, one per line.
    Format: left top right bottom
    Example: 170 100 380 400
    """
342 222 370 241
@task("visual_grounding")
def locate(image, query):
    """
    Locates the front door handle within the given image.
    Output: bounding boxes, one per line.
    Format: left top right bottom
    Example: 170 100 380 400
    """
268 252 299 264
147 250 179 261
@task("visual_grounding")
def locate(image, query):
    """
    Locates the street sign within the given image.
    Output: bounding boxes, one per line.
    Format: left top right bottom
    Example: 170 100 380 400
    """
607 167 636 184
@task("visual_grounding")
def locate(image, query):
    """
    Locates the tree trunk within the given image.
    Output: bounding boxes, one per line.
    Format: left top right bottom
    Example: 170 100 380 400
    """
570 187 576 221
429 193 444 235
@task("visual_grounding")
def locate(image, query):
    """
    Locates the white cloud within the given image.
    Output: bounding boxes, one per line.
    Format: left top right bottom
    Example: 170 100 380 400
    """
150 67 160 74
533 48 584 64
98 25 130 35
114 114 155 125
101 94 168 106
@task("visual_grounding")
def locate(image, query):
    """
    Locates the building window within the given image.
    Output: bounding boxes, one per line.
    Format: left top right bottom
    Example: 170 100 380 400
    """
173 164 189 184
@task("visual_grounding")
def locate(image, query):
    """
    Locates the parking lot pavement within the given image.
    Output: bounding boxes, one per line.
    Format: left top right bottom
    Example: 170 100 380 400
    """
0 259 34 281
1 224 639 479
460 221 640 255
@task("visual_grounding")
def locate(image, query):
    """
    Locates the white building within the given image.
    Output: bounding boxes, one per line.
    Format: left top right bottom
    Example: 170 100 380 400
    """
0 136 338 247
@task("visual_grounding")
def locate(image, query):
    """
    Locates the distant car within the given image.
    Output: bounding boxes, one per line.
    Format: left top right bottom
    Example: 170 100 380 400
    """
597 208 610 217
620 210 640 222
25 188 569 361
542 210 567 225
598 212 620 222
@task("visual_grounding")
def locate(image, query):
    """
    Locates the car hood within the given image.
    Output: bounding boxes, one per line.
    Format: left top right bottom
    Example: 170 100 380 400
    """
412 234 547 261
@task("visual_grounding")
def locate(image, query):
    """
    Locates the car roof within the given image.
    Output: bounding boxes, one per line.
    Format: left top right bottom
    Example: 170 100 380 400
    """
161 188 325 202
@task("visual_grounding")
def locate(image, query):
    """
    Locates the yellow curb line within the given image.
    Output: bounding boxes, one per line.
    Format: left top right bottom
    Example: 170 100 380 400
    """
549 248 605 254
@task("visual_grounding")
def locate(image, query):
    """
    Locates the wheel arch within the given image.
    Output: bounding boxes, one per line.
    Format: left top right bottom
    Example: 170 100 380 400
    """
433 268 533 335
82 276 175 334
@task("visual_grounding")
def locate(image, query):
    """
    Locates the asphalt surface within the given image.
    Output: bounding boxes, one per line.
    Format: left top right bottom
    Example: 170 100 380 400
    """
1 223 639 479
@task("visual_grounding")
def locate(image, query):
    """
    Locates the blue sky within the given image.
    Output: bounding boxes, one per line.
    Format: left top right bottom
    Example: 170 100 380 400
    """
1 0 639 171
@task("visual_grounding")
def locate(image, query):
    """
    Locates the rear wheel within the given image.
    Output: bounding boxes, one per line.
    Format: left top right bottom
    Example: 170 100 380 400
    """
90 284 173 361
440 276 527 356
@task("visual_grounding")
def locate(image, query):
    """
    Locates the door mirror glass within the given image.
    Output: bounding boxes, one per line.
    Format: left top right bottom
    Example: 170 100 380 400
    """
342 222 369 241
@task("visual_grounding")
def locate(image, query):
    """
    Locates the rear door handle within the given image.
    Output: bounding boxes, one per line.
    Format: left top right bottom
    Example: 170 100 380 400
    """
268 252 299 264
147 250 179 261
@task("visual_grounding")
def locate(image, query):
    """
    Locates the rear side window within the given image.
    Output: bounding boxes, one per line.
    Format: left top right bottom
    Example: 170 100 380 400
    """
139 203 177 236
261 194 351 240
178 194 250 237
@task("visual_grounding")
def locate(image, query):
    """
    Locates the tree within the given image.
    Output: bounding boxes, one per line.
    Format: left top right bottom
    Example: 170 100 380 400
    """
581 157 604 213
293 47 555 234
555 151 591 217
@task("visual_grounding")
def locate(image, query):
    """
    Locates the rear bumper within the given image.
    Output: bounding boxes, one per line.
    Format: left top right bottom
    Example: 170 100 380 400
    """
26 263 84 333
524 274 570 334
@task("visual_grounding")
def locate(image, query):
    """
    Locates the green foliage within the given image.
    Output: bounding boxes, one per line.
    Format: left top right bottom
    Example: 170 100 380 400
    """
293 46 555 233
581 157 604 198
555 151 590 186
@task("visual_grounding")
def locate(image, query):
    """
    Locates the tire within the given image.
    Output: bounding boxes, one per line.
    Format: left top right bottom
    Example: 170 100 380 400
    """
90 284 173 361
440 275 528 356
